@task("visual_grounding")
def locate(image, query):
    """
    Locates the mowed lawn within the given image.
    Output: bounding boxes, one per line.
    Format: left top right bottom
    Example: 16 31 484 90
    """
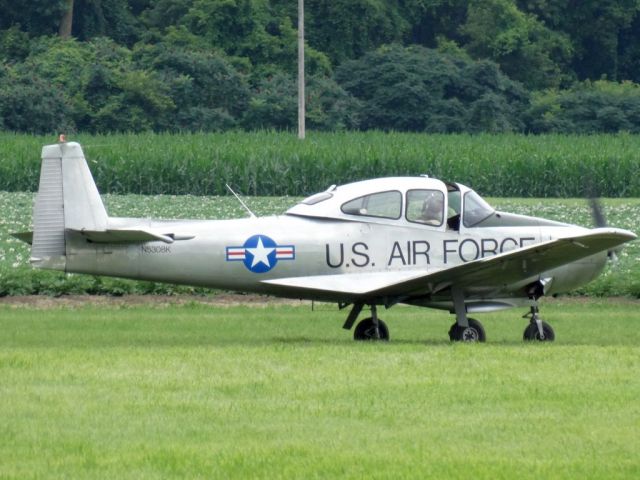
1 299 639 479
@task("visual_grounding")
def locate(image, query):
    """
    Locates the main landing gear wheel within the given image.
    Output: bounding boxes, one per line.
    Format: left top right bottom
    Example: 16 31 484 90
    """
449 318 486 343
523 321 555 341
354 318 390 341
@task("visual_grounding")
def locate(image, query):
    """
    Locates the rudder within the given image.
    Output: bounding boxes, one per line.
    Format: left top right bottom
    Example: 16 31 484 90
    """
30 141 108 270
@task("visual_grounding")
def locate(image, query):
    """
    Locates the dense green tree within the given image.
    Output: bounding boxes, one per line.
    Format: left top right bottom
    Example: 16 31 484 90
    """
0 26 31 63
134 42 251 131
91 69 175 132
72 0 143 45
12 37 175 132
244 72 297 130
302 0 407 64
4 0 640 134
526 80 640 133
0 64 75 133
518 0 640 81
618 13 640 83
398 0 468 47
461 0 573 90
336 45 528 132
141 0 330 81
244 72 359 130
0 0 67 35
305 75 361 130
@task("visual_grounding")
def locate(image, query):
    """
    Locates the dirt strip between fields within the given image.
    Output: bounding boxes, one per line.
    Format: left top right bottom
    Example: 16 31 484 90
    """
0 294 638 310
0 294 315 309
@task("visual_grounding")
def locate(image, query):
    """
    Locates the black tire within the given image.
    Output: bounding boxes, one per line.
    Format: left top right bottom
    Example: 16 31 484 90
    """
354 318 390 341
449 318 486 343
523 321 555 341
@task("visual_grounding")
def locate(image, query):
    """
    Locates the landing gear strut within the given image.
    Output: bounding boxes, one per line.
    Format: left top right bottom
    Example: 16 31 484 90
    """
344 303 390 341
522 303 555 342
448 287 486 342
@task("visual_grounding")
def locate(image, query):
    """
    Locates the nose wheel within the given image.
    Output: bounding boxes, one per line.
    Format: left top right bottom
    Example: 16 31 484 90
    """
523 304 555 341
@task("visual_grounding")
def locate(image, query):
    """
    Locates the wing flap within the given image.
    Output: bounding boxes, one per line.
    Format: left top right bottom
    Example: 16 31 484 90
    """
263 271 427 296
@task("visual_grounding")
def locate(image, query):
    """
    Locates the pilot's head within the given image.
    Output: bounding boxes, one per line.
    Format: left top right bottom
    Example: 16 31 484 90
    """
423 194 443 213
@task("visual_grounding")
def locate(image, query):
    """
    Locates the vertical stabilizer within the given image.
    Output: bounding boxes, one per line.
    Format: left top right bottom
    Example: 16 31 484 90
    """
30 141 108 270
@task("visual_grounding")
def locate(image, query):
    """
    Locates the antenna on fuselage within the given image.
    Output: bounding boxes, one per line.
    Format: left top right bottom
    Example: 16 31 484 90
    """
225 184 257 218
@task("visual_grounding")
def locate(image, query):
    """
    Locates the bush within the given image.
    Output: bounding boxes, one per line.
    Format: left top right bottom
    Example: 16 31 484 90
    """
526 80 640 134
335 45 528 132
135 43 251 131
0 65 75 134
244 73 359 131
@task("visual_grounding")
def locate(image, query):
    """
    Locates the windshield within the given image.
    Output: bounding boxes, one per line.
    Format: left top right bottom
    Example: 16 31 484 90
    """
463 190 495 227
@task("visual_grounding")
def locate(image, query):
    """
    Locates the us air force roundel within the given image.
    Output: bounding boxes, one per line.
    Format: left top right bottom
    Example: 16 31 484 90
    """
226 234 295 273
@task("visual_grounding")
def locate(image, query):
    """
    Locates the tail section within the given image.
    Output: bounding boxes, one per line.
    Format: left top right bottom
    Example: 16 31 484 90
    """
31 141 108 270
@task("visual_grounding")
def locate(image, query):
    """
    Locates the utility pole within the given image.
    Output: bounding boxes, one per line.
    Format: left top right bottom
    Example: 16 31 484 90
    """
298 0 306 139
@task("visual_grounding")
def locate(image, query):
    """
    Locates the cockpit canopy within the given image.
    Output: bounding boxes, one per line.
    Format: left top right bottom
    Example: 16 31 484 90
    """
286 177 495 230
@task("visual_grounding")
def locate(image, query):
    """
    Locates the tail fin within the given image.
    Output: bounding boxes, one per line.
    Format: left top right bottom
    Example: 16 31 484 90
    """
31 141 108 270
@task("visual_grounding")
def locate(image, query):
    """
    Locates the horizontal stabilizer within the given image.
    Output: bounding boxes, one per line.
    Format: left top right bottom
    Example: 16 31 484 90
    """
11 231 34 245
13 229 195 246
68 228 195 244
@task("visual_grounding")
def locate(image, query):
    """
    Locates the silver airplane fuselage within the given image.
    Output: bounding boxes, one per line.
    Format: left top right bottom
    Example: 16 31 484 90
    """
65 205 605 310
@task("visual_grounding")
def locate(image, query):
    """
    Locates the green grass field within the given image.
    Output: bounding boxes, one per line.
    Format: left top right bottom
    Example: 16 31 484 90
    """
1 299 639 479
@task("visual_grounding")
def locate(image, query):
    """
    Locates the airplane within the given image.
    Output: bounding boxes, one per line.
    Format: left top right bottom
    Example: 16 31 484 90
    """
13 140 637 343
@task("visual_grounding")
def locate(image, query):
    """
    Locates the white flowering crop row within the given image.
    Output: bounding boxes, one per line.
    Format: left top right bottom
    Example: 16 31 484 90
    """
1 193 638 296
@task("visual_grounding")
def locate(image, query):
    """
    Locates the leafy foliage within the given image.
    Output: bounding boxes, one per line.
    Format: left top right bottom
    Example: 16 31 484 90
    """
3 1 640 133
462 0 574 90
135 43 250 131
336 45 528 132
0 65 75 134
244 73 359 131
527 81 640 134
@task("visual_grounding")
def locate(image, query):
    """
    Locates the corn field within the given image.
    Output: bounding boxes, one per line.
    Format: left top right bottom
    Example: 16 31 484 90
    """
1 132 640 197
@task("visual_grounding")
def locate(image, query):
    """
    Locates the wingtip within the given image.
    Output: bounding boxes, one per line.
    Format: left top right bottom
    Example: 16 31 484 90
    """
591 227 637 241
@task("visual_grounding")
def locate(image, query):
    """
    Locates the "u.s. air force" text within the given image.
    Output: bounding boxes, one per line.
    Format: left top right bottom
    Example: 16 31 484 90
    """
325 237 536 268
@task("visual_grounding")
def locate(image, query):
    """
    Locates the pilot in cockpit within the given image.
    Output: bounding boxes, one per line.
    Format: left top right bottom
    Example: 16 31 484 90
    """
420 194 444 225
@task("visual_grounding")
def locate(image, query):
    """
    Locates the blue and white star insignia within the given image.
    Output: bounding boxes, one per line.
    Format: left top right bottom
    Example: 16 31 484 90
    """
226 234 295 273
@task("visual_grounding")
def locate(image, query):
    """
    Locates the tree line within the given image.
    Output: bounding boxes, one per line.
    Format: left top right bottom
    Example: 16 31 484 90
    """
2 0 640 134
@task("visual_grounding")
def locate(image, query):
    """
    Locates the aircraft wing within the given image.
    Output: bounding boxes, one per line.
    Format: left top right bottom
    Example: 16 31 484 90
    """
370 228 636 298
263 228 636 299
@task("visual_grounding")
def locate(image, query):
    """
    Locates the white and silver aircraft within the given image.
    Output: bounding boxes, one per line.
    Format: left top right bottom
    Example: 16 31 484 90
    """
15 140 637 342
